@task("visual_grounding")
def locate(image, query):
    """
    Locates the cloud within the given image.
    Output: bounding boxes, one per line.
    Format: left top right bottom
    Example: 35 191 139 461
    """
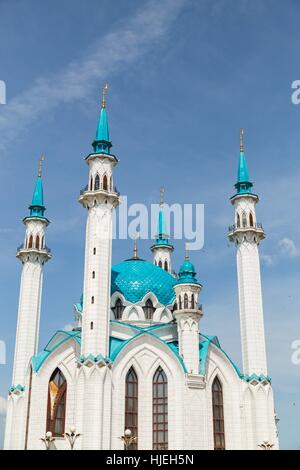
279 238 300 259
261 254 276 267
0 0 186 151
0 397 7 416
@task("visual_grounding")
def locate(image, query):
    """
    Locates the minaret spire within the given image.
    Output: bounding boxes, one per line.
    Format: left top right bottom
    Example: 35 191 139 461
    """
92 83 112 154
5 159 51 449
228 130 267 377
151 188 174 273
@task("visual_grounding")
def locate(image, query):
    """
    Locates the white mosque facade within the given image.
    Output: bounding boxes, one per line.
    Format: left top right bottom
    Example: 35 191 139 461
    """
4 94 278 450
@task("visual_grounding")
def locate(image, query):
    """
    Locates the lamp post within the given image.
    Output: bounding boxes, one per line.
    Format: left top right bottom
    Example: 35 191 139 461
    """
258 440 274 450
64 426 81 450
120 429 137 450
41 431 55 450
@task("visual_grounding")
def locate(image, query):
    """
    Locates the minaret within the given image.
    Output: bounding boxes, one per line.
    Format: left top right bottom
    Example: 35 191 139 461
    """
228 129 267 377
151 188 174 272
4 157 51 449
173 246 203 375
79 84 120 359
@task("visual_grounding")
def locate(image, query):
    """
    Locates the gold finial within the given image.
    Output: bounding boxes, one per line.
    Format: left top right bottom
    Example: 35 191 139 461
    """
185 242 190 260
102 82 109 108
160 187 165 207
133 232 140 259
38 154 45 177
240 128 244 152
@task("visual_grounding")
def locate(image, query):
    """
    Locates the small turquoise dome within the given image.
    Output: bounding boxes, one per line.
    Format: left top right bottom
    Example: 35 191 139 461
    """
176 258 200 285
111 259 176 305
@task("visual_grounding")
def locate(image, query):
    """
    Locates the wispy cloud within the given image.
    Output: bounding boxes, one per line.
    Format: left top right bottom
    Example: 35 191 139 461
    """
279 238 300 259
0 0 186 152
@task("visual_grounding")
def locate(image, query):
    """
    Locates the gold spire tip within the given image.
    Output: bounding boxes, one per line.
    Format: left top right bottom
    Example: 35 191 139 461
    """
240 128 244 152
185 242 190 260
133 232 140 259
38 154 45 177
102 82 109 108
160 187 165 207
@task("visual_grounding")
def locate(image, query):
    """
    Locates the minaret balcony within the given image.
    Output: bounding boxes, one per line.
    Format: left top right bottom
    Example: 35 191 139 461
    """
79 184 120 197
16 244 52 259
228 222 265 241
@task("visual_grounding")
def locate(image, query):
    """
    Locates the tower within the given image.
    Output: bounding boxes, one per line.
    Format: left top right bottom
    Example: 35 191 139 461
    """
151 188 174 273
4 157 51 449
173 247 203 375
228 130 267 377
79 84 120 359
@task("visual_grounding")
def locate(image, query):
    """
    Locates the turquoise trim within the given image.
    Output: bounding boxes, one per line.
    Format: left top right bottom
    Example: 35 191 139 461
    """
9 384 25 393
152 207 173 249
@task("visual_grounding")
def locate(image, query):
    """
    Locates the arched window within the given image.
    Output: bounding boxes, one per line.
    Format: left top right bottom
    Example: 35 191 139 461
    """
125 367 138 450
153 367 168 450
164 260 168 271
94 174 100 190
113 298 125 320
236 213 241 228
143 299 155 320
110 176 112 191
90 176 93 191
249 212 254 227
242 212 247 228
179 295 182 310
158 260 162 268
91 296 94 304
36 235 40 250
103 174 108 191
41 236 44 249
191 294 195 309
184 293 188 309
173 302 178 312
212 377 225 450
92 271 95 279
28 235 33 249
46 369 67 437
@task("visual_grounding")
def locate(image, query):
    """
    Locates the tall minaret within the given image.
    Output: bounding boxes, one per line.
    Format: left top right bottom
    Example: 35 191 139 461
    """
151 188 174 273
4 157 51 449
79 84 120 359
228 130 267 377
173 246 203 375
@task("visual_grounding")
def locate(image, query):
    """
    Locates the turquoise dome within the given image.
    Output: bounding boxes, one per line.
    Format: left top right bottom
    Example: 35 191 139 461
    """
111 259 176 305
175 258 200 285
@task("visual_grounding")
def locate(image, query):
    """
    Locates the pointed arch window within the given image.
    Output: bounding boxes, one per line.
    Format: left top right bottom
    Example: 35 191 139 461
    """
113 298 125 320
143 299 155 320
164 260 168 271
212 377 225 450
158 260 162 268
28 235 33 249
184 293 189 309
249 212 254 227
94 174 100 190
125 367 138 450
153 366 168 450
46 368 67 437
179 295 182 310
242 212 247 228
90 176 93 191
103 174 108 191
36 235 40 250
191 294 195 309
236 213 241 228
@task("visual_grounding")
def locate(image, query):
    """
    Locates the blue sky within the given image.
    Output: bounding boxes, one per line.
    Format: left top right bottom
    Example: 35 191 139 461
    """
0 0 300 449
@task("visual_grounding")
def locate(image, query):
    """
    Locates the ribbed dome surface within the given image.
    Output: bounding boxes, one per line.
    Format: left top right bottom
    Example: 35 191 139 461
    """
111 259 176 305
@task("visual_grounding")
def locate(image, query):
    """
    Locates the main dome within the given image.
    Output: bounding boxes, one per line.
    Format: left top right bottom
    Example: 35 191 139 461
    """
111 259 176 305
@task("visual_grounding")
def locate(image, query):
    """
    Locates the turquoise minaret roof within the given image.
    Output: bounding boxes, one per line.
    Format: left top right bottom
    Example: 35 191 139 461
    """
234 129 253 195
92 84 112 154
152 188 173 248
27 157 47 219
175 247 200 286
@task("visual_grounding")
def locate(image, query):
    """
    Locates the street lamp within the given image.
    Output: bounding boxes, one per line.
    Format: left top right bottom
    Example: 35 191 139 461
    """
258 440 274 450
64 426 81 450
41 431 55 450
120 428 137 450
